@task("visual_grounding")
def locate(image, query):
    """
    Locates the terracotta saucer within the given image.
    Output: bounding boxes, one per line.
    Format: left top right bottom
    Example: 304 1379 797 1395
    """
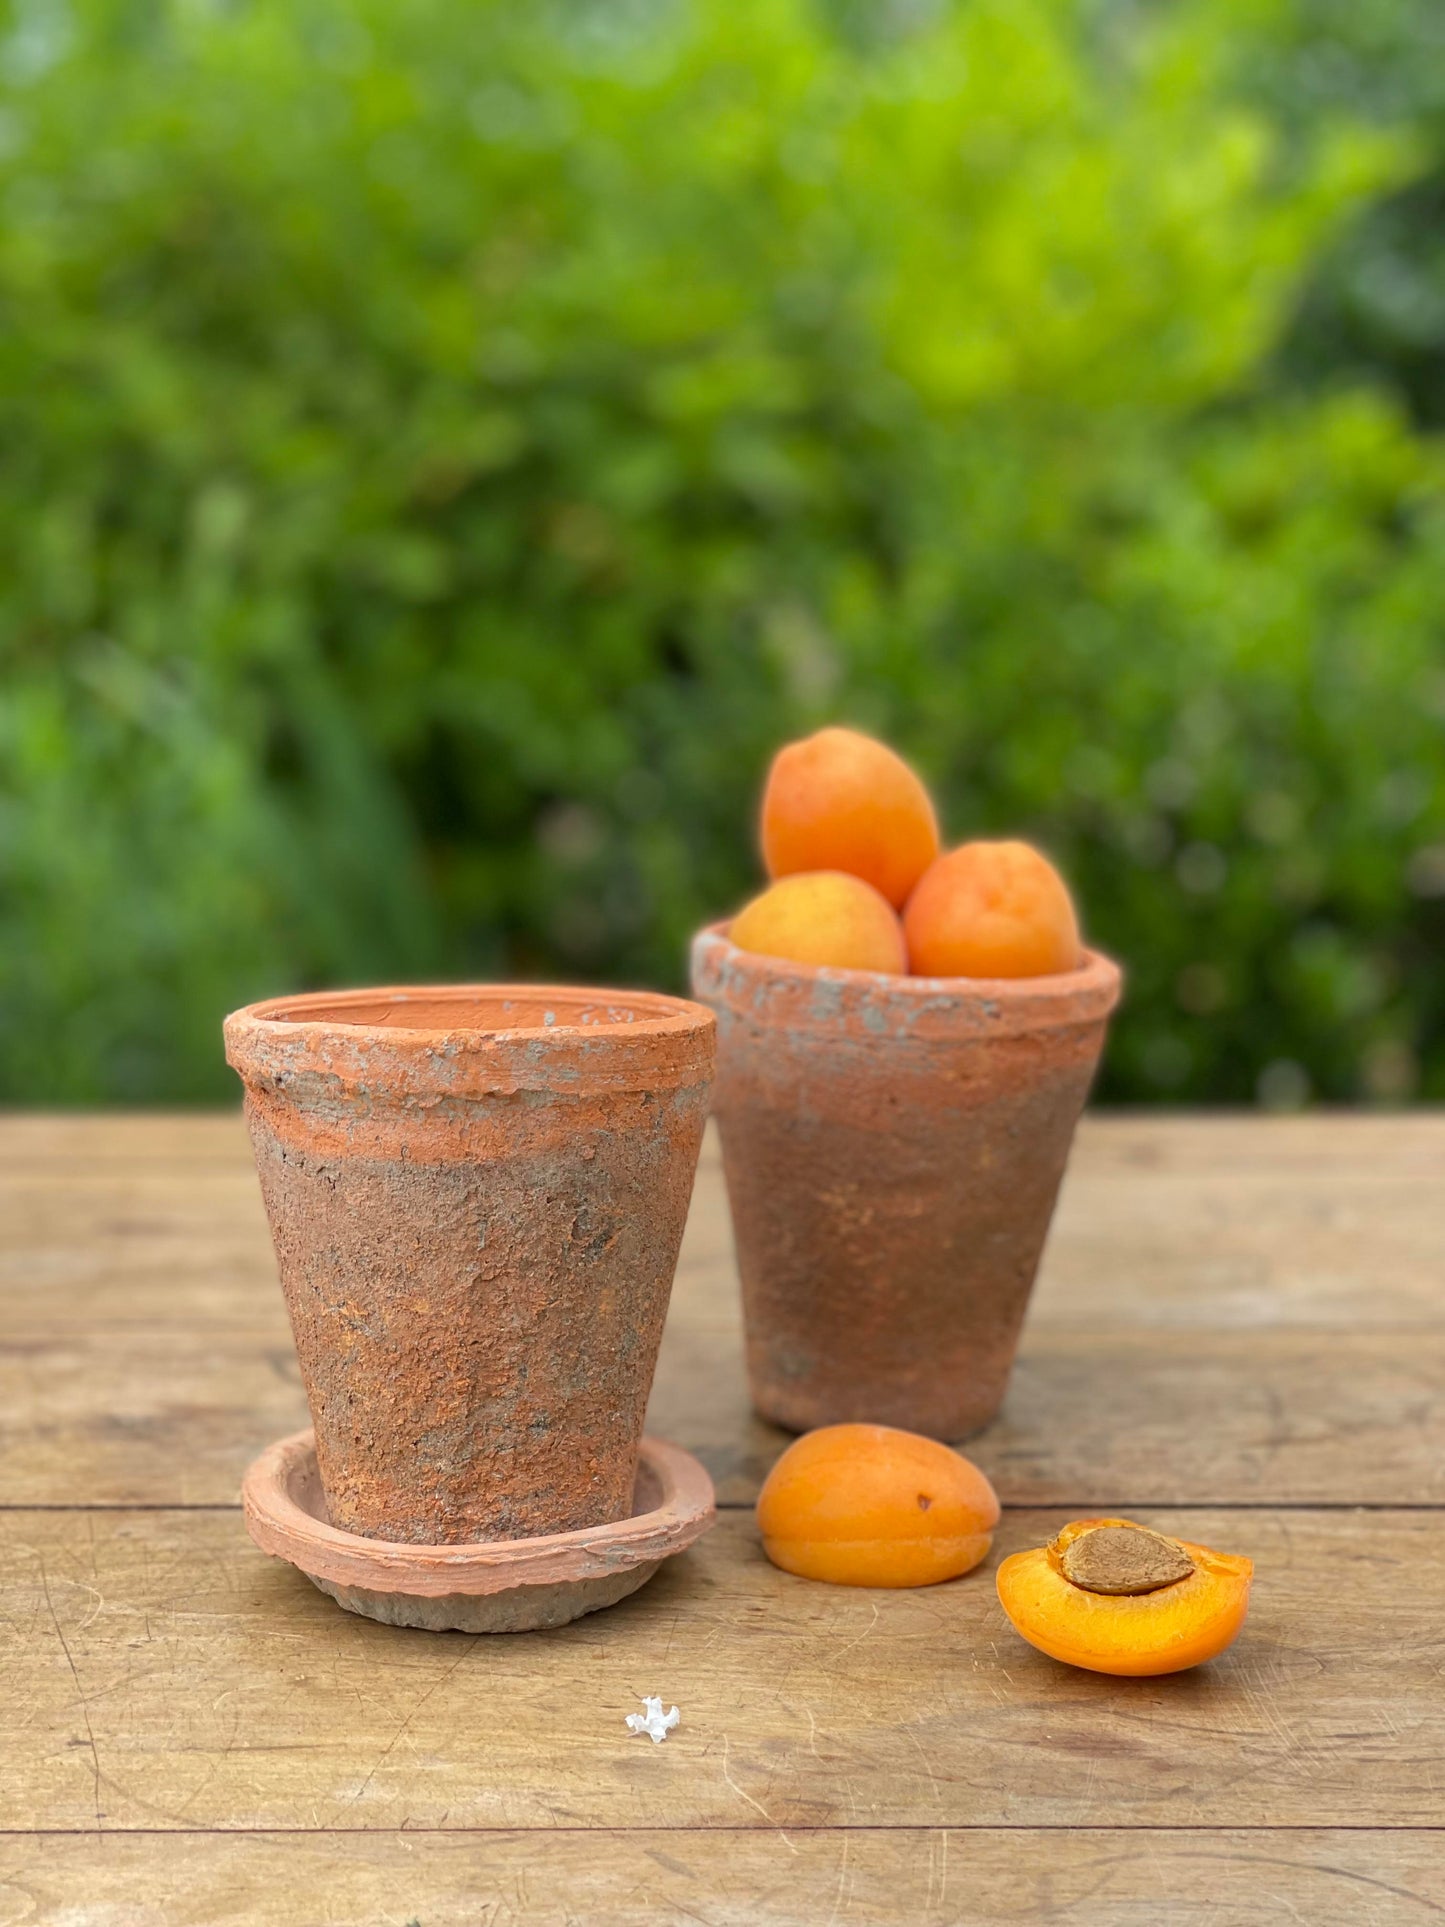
241 1430 716 1633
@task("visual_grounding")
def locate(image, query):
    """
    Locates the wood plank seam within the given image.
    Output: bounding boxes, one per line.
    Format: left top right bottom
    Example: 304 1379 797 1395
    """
4 1500 1445 1512
0 1825 1442 1837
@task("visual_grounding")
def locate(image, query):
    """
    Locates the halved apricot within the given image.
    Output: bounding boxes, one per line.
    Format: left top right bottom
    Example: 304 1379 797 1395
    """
761 727 940 910
757 1423 1000 1587
729 871 907 974
996 1517 1253 1676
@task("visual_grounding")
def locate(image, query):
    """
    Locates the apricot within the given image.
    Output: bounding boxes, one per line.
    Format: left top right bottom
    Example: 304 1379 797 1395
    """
757 1423 1001 1587
762 727 940 910
904 840 1082 978
729 871 906 975
996 1518 1253 1677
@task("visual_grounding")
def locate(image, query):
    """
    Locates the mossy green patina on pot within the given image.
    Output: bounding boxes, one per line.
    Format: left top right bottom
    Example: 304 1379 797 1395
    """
691 928 1120 1440
225 985 715 1546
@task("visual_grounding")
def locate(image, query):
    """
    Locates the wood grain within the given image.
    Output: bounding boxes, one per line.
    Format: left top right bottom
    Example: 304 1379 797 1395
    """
3 1115 1442 1507
4 1506 1441 1834
2 1112 1443 1922
649 1324 1445 1508
9 1303 1441 1510
1 1828 1442 1927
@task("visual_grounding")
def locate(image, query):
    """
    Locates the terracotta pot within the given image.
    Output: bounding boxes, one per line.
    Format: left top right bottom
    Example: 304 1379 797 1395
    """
690 928 1121 1440
224 985 715 1545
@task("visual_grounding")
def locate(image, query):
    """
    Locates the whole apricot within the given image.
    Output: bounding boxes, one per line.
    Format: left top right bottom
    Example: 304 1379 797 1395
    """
904 840 1082 978
996 1517 1253 1677
762 727 940 909
729 872 907 975
757 1423 1000 1587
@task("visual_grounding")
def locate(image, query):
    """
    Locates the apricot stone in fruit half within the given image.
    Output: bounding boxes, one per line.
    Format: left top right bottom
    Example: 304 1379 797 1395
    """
996 1517 1253 1676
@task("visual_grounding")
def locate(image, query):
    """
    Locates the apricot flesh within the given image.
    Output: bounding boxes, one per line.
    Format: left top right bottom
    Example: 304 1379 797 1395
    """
757 1423 1001 1588
996 1517 1253 1676
762 727 940 910
729 871 907 974
905 840 1082 979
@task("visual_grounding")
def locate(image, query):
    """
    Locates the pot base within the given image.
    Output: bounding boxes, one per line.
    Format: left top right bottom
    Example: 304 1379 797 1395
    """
303 1563 661 1633
242 1430 715 1634
752 1387 998 1445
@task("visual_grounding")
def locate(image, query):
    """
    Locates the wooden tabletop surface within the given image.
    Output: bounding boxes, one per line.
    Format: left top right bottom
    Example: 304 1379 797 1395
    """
1 1113 1442 1923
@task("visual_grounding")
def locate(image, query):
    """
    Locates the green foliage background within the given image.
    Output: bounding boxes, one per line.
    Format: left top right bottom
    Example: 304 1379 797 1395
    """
2 0 1443 1104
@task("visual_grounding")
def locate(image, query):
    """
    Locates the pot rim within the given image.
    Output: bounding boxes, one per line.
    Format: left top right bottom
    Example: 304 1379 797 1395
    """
224 982 716 1101
691 922 1121 1039
226 981 713 1046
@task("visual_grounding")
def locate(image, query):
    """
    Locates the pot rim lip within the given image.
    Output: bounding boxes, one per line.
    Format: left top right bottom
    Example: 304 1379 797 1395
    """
224 982 716 1051
691 922 1122 1007
242 1429 716 1595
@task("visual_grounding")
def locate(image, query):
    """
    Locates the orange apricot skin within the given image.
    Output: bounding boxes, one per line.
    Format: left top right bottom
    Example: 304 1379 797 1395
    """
729 871 907 975
904 840 1082 979
996 1518 1253 1677
757 1423 1001 1588
762 728 940 910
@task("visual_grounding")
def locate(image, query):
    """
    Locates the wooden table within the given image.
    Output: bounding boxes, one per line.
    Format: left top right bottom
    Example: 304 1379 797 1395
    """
1 1114 1442 1923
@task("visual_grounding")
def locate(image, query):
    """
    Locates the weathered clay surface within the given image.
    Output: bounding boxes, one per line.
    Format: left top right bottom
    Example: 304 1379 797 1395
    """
691 928 1121 1440
307 1565 660 1633
242 1429 713 1632
224 986 714 1543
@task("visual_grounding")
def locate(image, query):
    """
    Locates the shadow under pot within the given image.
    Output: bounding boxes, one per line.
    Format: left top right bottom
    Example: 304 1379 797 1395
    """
224 985 715 1545
690 927 1121 1441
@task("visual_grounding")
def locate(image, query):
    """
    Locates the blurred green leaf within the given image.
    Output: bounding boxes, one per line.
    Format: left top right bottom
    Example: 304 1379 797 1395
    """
0 0 1442 1104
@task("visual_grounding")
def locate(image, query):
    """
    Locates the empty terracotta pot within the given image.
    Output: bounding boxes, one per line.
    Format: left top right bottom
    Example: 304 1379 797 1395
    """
690 928 1120 1440
224 985 715 1545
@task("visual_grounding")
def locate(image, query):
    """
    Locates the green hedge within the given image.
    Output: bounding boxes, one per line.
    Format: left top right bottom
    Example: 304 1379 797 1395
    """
2 0 1443 1103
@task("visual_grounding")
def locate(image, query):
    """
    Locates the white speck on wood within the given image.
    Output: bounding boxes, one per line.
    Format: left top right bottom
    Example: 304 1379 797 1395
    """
625 1696 679 1745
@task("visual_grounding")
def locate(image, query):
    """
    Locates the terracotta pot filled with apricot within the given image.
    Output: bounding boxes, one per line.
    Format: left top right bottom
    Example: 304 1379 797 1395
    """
691 726 1121 1441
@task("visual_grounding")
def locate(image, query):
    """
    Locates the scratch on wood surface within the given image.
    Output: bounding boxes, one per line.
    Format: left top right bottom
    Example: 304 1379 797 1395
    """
719 1733 799 1854
904 1722 939 1802
38 1558 103 1826
660 1610 681 1669
1071 1752 1100 1826
824 1830 851 1927
834 1601 880 1665
345 1637 480 1808
170 1705 235 1822
1280 1858 1445 1920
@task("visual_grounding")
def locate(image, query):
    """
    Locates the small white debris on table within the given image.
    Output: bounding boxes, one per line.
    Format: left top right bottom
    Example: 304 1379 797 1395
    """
626 1696 680 1744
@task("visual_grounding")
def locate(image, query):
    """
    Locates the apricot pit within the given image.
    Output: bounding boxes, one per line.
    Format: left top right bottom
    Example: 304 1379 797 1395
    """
1057 1522 1195 1596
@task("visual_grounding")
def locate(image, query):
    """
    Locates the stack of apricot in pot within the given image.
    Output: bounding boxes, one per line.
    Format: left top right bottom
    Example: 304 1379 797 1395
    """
731 725 1082 980
735 726 1254 1676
